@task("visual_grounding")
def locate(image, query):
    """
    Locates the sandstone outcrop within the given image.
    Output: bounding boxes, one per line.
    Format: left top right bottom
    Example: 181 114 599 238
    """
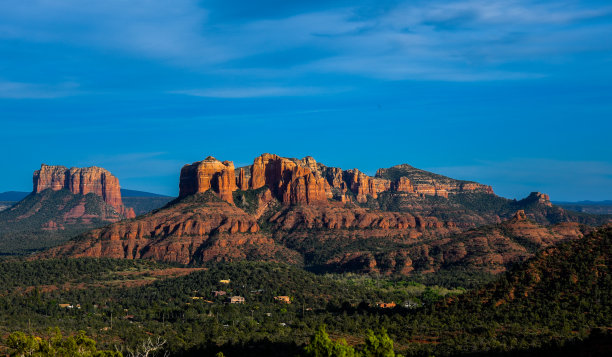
237 168 249 191
322 217 588 276
40 193 299 265
528 192 553 207
268 204 448 231
343 169 391 203
180 154 330 205
247 154 328 205
179 157 236 203
513 210 527 221
38 153 602 278
376 164 494 197
176 153 498 207
33 164 135 218
393 177 414 192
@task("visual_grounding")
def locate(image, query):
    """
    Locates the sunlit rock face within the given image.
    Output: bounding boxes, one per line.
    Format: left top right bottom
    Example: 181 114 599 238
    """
33 164 135 218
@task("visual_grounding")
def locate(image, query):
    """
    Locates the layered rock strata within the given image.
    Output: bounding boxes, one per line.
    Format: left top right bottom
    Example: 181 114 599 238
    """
41 196 300 265
324 213 588 275
179 157 237 203
33 164 135 218
39 154 594 277
178 154 495 206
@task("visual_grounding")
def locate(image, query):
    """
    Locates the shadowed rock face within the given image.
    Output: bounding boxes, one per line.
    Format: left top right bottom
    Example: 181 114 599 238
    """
33 164 135 218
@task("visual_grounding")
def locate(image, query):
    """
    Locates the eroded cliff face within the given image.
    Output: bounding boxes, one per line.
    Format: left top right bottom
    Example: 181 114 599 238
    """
33 164 135 218
179 157 237 203
247 154 328 205
40 194 300 265
180 154 330 206
245 154 494 204
528 192 553 207
39 153 596 277
343 169 392 203
183 153 497 207
323 212 589 276
268 204 449 231
375 164 494 198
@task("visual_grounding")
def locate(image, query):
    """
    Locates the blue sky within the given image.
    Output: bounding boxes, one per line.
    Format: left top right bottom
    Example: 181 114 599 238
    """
1 0 611 200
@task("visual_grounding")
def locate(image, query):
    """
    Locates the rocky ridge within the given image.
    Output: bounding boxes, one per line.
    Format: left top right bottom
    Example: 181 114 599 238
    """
42 192 300 265
180 153 494 206
39 153 608 276
375 164 494 198
323 211 589 276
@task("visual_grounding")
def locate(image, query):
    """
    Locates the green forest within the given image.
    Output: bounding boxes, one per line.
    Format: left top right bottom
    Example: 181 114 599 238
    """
0 226 610 356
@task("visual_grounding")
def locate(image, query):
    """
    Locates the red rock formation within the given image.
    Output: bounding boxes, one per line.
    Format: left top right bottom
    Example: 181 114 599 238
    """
179 157 236 203
37 155 593 277
178 154 498 207
39 197 300 265
179 154 329 206
513 210 527 221
33 164 135 218
322 167 344 189
322 217 587 276
237 168 249 191
376 164 494 197
282 166 327 205
531 192 552 207
247 154 328 205
393 177 414 192
344 169 391 203
268 204 447 231
461 182 494 194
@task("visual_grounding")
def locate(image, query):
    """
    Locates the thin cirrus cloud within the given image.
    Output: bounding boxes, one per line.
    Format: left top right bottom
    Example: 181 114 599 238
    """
204 1 612 80
0 0 229 66
0 80 79 99
0 0 610 85
170 86 348 98
291 1 612 80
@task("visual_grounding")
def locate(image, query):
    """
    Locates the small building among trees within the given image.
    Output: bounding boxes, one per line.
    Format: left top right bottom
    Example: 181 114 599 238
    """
274 296 291 304
228 296 245 304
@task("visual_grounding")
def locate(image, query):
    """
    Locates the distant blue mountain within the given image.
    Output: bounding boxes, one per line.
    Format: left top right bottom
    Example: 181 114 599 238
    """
0 189 169 201
120 189 170 197
0 191 29 201
554 200 612 206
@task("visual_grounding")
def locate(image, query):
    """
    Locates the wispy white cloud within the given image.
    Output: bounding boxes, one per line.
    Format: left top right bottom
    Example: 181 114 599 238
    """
0 0 230 66
0 0 611 83
213 0 612 81
0 80 79 99
170 86 348 98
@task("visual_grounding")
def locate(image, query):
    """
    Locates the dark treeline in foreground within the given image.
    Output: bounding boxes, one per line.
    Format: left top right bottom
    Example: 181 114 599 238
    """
0 227 611 356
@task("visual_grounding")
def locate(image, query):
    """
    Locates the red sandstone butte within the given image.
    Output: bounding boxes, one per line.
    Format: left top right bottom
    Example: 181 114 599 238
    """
33 164 135 218
179 157 237 203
